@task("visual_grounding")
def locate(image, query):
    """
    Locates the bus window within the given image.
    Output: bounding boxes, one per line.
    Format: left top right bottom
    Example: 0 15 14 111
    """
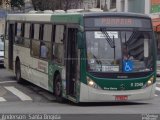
40 24 52 59
24 23 30 48
30 24 34 39
31 24 40 57
32 40 40 57
53 25 65 64
34 24 40 40
15 23 24 45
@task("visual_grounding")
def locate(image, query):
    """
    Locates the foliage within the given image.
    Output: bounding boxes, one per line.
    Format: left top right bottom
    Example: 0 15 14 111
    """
0 0 24 10
10 0 25 10
31 0 83 11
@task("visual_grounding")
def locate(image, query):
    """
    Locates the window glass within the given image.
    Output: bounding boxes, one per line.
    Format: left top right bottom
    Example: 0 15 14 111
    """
55 25 64 43
53 25 65 64
21 23 25 37
30 24 34 39
39 24 44 40
31 40 40 57
40 24 52 59
23 23 31 48
40 42 51 59
34 24 40 40
43 24 52 42
24 23 30 38
15 23 24 44
86 31 153 73
110 0 116 9
17 23 21 37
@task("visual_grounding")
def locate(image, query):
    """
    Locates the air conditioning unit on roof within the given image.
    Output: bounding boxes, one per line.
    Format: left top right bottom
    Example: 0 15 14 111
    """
54 10 65 13
89 8 103 12
28 10 37 14
67 9 84 13
43 10 54 14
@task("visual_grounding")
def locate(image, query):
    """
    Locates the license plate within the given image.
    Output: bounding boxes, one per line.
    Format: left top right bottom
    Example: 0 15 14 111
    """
115 95 128 101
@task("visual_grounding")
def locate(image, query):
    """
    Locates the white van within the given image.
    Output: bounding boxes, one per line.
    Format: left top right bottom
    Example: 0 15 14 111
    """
0 38 4 65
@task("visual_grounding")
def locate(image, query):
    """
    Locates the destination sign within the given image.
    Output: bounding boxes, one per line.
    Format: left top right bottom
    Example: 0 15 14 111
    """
85 17 152 28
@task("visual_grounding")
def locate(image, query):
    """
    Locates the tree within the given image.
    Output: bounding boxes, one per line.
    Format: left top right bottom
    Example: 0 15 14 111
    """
10 0 25 10
0 0 2 5
31 0 83 11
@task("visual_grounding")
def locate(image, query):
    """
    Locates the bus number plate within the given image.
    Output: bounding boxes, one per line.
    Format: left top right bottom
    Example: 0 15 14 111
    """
115 95 128 101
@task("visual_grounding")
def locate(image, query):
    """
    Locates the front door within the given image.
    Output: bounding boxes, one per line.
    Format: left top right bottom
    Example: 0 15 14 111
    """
66 28 78 97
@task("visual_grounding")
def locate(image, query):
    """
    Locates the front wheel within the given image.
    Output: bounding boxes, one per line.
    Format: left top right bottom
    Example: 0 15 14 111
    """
54 74 65 102
15 60 22 83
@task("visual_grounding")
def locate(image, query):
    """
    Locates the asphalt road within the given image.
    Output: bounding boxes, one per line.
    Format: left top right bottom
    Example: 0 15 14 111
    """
0 66 160 120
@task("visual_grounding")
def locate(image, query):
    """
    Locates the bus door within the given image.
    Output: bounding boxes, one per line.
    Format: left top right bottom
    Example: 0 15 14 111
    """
66 27 78 97
8 23 15 70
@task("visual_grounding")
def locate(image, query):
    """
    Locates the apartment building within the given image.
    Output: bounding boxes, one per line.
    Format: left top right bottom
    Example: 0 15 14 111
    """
83 0 116 11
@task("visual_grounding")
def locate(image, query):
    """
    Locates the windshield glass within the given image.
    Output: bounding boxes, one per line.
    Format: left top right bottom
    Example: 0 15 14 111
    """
0 44 4 51
0 42 4 51
86 30 154 73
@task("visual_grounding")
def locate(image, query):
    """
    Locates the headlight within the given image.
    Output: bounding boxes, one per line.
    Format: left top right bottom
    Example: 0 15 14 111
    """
143 76 154 88
87 76 102 90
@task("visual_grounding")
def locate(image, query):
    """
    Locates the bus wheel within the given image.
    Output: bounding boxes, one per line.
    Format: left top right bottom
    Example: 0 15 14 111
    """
55 74 64 102
15 60 21 83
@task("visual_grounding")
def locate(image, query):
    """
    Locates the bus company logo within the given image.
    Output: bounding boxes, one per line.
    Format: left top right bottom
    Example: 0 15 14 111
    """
142 114 159 120
120 84 125 90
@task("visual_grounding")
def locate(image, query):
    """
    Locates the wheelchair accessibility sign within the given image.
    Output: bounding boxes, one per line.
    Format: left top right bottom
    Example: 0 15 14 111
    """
123 60 133 72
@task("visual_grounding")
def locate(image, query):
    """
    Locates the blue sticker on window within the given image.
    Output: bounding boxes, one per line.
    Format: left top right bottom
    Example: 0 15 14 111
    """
123 60 133 72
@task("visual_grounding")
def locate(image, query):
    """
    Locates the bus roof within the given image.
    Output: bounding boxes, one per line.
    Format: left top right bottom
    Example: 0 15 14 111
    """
6 12 150 23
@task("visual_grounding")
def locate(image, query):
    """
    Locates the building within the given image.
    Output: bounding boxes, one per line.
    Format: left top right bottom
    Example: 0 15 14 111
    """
83 0 116 11
0 0 8 35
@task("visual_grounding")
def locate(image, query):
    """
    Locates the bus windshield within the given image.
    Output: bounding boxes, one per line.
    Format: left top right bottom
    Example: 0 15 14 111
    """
86 30 154 73
0 42 4 51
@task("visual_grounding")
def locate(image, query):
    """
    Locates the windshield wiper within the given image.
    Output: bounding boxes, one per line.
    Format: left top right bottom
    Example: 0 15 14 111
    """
100 28 115 48
127 31 141 45
100 27 116 61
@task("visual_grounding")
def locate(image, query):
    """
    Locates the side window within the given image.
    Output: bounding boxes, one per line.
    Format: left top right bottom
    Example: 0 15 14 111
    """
40 24 52 59
24 23 30 48
24 23 30 38
39 24 44 40
31 24 40 57
53 25 65 64
34 24 40 40
21 23 25 38
15 23 25 45
30 24 34 39
15 23 22 44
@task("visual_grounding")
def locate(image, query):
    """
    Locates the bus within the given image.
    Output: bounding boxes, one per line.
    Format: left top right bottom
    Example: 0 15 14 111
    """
4 11 156 103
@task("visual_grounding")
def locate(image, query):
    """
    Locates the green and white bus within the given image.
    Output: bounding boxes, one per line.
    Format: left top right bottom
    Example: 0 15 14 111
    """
4 11 156 102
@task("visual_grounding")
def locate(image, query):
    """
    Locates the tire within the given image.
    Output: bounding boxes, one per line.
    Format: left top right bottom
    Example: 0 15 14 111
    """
54 74 65 102
15 60 22 83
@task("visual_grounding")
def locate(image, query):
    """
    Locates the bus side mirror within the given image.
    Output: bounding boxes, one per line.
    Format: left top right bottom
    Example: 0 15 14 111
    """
77 32 84 49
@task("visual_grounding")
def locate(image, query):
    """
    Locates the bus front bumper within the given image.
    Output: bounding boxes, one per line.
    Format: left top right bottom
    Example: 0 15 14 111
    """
79 83 156 102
